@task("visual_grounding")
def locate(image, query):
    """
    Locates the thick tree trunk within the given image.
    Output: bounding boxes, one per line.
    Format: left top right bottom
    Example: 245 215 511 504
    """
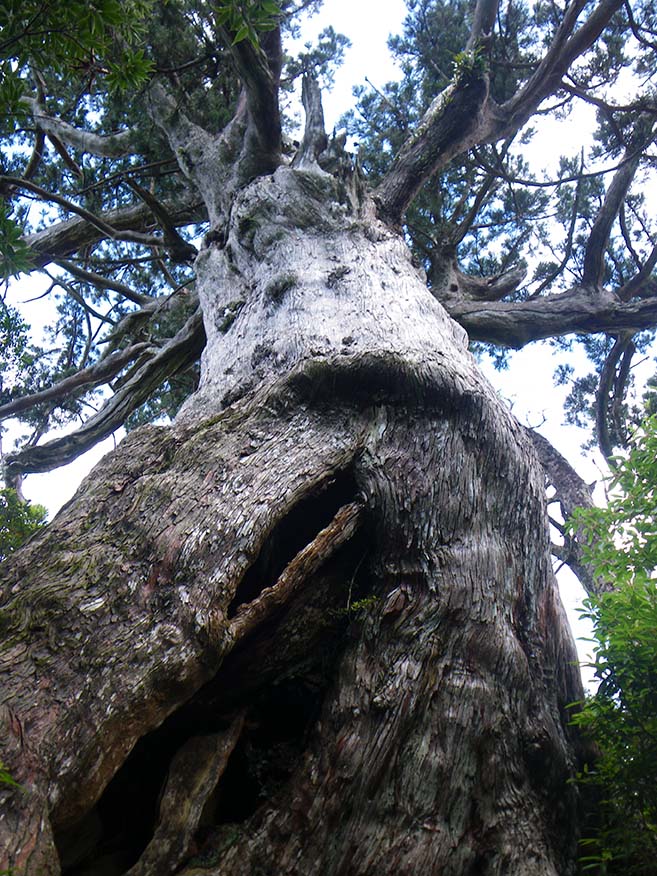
1 166 584 875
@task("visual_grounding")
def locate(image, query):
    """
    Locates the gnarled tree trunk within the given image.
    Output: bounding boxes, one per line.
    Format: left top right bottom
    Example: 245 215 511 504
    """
1 164 584 875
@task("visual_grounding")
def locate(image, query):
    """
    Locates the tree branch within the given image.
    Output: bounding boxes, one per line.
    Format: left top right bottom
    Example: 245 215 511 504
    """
219 26 282 178
595 333 635 462
581 138 649 287
292 75 328 170
125 179 198 263
229 501 364 642
444 284 657 347
23 193 204 268
22 129 46 181
55 260 153 306
375 68 490 223
467 0 499 48
148 81 247 225
22 96 134 158
3 309 205 479
495 0 625 139
0 176 165 249
375 0 624 223
525 428 601 596
0 343 152 421
618 242 657 301
529 152 586 299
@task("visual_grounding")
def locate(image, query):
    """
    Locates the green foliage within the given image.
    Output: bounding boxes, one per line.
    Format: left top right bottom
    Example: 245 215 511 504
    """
0 0 155 101
0 0 155 272
570 417 657 873
215 0 281 47
0 759 20 789
451 47 487 83
0 488 47 562
0 204 33 280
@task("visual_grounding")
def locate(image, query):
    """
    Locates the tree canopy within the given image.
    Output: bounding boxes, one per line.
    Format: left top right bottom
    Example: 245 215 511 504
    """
1 0 656 484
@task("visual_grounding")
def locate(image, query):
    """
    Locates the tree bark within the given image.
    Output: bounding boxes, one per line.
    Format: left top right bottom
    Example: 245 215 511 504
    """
1 164 584 875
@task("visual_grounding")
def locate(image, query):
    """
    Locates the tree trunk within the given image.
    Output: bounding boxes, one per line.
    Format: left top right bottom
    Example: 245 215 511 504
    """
1 165 584 875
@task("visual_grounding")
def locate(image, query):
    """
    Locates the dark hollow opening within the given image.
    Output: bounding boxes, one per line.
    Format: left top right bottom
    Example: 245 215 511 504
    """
55 540 373 876
227 466 360 618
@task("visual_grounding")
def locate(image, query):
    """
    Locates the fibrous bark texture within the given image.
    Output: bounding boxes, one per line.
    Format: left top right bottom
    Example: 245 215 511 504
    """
1 166 584 875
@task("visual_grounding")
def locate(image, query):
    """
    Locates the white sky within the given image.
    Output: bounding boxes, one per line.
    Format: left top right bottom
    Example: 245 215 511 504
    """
7 0 627 685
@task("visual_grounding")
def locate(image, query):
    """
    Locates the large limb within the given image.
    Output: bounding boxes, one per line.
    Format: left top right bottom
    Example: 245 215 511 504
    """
21 97 134 158
147 82 247 225
0 343 152 421
374 64 490 224
446 284 657 347
292 76 328 170
595 333 636 463
375 0 624 222
0 177 164 249
582 134 653 288
218 26 282 179
23 192 203 268
492 0 625 140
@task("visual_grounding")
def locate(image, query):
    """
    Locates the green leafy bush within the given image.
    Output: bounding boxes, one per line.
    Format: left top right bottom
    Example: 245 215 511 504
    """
570 417 657 873
0 488 47 561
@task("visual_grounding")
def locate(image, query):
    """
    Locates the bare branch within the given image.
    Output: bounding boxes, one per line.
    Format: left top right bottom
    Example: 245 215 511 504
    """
3 309 205 479
559 80 657 117
219 27 282 176
448 170 499 246
529 151 586 299
618 242 657 301
44 269 115 325
595 333 635 463
229 502 364 642
467 0 499 49
0 343 152 421
496 0 625 139
375 69 490 223
24 193 204 268
444 284 657 347
0 176 165 248
148 82 247 224
581 140 648 287
45 132 83 178
22 96 134 158
22 129 46 181
375 0 624 223
55 260 153 306
526 428 601 596
125 179 198 262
